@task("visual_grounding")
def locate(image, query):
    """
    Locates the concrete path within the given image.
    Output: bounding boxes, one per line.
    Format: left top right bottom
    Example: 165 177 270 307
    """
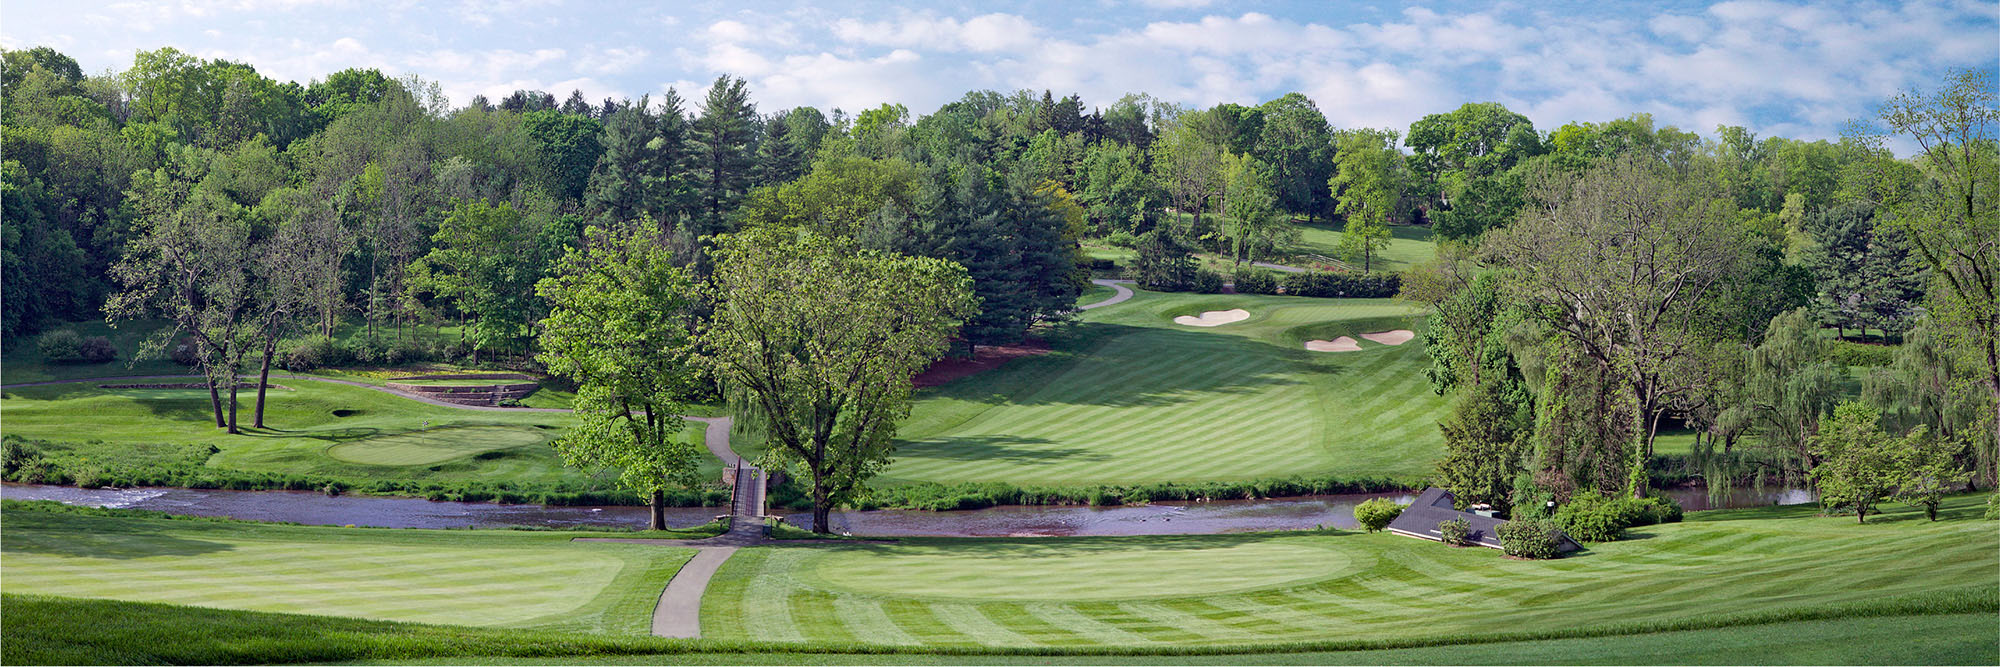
649 546 736 638
1080 279 1136 310
1249 260 1309 274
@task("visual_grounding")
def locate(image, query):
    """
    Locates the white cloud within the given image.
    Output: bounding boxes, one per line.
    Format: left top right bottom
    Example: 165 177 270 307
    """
831 12 1039 52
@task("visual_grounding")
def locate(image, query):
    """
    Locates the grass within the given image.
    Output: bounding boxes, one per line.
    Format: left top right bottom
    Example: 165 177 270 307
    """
698 495 1997 648
884 288 1441 486
1287 221 1436 273
0 505 702 633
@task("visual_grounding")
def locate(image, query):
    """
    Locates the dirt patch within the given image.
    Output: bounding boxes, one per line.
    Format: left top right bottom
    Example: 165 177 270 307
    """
1360 330 1416 346
914 340 1051 388
1173 309 1251 327
1304 337 1362 352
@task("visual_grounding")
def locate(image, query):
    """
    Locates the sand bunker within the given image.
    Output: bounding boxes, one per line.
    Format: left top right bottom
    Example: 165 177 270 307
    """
1360 330 1415 346
1304 336 1362 352
1173 309 1250 327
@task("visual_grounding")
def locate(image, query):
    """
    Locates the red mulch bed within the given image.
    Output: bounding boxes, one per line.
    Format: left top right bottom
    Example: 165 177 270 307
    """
913 339 1052 388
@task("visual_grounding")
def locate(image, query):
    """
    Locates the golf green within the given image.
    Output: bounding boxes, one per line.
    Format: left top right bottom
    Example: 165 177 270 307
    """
325 425 554 466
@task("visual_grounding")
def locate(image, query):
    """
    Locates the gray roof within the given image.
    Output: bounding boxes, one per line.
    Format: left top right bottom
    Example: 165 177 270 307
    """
1385 487 1580 553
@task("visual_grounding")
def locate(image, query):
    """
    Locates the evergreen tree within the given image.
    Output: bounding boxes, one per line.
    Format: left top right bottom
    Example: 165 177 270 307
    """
688 76 758 237
756 114 807 185
583 94 661 227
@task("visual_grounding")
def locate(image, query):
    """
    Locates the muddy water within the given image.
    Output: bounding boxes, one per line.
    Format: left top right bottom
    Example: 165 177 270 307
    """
2 483 1816 536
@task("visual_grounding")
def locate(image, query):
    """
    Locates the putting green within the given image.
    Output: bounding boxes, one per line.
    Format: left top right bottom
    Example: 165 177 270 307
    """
325 425 551 466
804 539 1341 601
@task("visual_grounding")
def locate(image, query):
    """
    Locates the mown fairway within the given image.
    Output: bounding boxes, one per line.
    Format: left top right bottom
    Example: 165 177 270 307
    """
0 380 592 487
886 289 1441 486
0 506 701 633
1289 221 1436 272
699 496 1997 648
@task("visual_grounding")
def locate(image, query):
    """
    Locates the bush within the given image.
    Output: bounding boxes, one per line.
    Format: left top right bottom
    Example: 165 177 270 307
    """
282 336 344 371
1353 497 1405 532
36 329 111 364
1984 494 1999 521
1189 270 1225 294
1630 495 1684 526
1497 518 1562 559
1106 231 1139 249
1083 257 1120 274
1233 269 1278 295
1552 493 1646 543
1280 271 1402 298
1437 518 1471 546
169 337 203 366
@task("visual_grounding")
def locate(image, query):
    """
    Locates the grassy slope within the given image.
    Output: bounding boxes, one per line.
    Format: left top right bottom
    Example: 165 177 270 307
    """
0 380 600 488
885 288 1441 486
0 507 701 633
699 496 1997 648
1287 221 1436 272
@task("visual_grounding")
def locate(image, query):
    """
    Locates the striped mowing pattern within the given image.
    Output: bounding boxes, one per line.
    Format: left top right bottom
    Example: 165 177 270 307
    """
698 498 1998 648
886 292 1446 486
0 511 694 632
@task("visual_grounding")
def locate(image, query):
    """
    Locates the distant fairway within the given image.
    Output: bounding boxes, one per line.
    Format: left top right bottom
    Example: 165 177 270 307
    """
699 496 1997 648
326 425 553 466
0 507 699 633
886 289 1442 486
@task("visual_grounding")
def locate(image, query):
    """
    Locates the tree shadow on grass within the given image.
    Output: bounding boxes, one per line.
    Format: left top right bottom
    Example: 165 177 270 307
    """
894 435 1107 465
2 531 234 560
820 531 1307 558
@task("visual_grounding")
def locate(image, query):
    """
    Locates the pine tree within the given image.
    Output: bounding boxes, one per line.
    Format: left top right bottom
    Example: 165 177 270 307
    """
687 76 758 237
756 114 806 186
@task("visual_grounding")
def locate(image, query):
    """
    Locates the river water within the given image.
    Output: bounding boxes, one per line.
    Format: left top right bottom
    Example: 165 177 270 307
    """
0 483 1814 536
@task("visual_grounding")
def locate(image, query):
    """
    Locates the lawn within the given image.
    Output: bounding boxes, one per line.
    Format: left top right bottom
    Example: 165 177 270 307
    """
698 495 1997 648
0 505 701 634
1287 221 1436 273
884 288 1442 486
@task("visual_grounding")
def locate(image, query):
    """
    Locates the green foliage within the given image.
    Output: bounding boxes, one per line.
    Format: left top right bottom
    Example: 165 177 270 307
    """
35 328 114 364
1811 401 1918 523
688 75 759 236
703 228 975 532
1496 518 1561 559
1435 518 1471 546
1434 374 1533 514
1133 227 1198 291
859 477 1413 512
1278 272 1401 298
1353 497 1405 532
1233 269 1278 295
411 200 559 357
1822 339 1896 367
535 223 704 525
1551 492 1640 543
1897 435 1972 521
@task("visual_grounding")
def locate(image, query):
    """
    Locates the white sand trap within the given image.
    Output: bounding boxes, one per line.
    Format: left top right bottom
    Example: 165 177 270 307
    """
1305 336 1362 352
1174 309 1251 327
1360 330 1416 346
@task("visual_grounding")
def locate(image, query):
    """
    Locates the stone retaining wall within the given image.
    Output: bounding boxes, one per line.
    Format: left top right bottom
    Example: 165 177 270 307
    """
384 373 540 407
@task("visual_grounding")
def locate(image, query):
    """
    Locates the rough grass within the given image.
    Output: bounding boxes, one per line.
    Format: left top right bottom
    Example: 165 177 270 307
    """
885 288 1441 486
0 506 699 632
699 495 1998 648
1288 221 1436 272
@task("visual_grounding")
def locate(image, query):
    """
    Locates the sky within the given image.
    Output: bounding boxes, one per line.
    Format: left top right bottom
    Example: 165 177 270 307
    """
3 0 1996 144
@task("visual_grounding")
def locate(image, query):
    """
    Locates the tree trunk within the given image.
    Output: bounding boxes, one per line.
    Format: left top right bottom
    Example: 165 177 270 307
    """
649 489 665 531
254 313 279 429
811 483 831 534
207 376 227 428
226 376 240 435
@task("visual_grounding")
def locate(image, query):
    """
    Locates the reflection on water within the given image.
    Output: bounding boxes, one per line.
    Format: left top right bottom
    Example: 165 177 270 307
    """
3 482 1816 536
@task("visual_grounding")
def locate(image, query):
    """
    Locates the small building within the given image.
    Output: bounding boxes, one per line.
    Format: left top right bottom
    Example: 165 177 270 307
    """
1385 487 1581 553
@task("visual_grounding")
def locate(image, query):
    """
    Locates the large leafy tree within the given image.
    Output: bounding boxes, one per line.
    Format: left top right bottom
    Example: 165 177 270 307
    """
411 200 557 361
1404 102 1542 213
1253 92 1335 222
536 223 704 530
1330 128 1403 272
1864 69 2000 486
522 109 603 202
1221 153 1291 266
1483 155 1746 497
702 228 975 533
1811 401 1918 524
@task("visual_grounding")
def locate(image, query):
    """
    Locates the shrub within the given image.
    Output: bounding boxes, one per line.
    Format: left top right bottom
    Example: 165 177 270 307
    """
1631 495 1684 526
169 337 203 366
1437 518 1471 546
1106 231 1139 248
1984 494 1999 521
282 336 343 371
77 335 116 363
1497 518 1562 559
1280 271 1402 298
1083 257 1120 274
1552 493 1643 542
1189 270 1225 294
1234 269 1278 295
37 329 83 361
1353 497 1405 532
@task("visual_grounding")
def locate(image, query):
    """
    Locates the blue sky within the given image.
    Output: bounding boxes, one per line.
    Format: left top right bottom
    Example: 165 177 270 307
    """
3 0 1995 144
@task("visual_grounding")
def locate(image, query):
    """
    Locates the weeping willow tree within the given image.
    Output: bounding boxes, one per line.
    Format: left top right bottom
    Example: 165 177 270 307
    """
1866 318 1996 488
